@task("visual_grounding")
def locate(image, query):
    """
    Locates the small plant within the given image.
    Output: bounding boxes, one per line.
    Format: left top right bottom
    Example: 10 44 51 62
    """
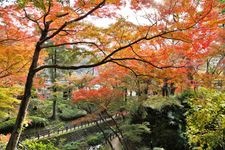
63 141 88 150
27 116 48 128
0 118 16 134
186 88 225 149
23 140 58 150
86 133 104 146
58 104 87 121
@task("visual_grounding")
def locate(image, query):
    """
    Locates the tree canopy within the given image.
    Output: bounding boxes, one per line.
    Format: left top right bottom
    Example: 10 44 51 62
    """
1 0 225 149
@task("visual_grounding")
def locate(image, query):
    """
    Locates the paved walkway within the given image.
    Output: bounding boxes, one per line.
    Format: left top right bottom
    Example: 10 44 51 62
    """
111 137 121 150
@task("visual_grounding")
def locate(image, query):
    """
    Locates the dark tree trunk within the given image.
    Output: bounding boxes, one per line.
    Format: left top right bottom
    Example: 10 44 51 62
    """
50 49 57 120
124 88 127 102
104 111 129 150
6 46 41 150
99 113 124 147
95 120 114 150
51 99 57 120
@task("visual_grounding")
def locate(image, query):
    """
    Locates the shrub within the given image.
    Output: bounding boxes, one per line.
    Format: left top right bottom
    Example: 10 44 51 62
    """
63 141 88 150
0 118 16 134
27 116 48 128
86 133 104 146
0 116 48 134
23 140 58 150
177 90 195 103
121 123 150 145
58 106 86 121
186 88 225 149
28 98 52 117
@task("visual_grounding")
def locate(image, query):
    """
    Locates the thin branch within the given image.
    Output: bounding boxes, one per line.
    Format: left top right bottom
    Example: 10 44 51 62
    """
109 57 186 69
160 35 192 43
41 0 105 44
23 8 43 31
43 0 52 27
111 61 138 77
41 41 101 50
41 41 106 56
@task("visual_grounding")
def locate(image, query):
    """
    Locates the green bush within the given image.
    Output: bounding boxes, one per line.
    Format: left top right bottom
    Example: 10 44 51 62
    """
86 133 104 146
177 90 195 103
0 118 16 134
121 123 150 144
58 106 86 121
186 88 225 149
63 141 88 150
0 116 48 134
28 98 52 117
27 116 48 128
23 140 58 150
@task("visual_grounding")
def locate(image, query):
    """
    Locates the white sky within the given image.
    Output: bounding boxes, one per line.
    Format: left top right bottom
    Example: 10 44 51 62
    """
85 0 163 27
1 0 164 28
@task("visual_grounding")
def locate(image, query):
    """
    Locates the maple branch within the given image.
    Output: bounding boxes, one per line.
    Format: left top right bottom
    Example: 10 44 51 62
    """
23 8 43 31
211 54 225 75
42 0 105 44
110 61 139 77
34 61 106 72
0 38 18 43
41 41 101 49
43 0 52 27
41 41 106 56
101 29 179 63
109 57 184 69
35 30 187 73
35 5 212 74
0 59 29 76
160 35 192 43
0 73 12 79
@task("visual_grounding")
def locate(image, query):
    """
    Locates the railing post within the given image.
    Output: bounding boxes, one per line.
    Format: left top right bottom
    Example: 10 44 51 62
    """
37 133 40 139
48 130 50 137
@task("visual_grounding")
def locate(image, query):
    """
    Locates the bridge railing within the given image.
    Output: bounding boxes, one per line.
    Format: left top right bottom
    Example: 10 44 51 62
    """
20 113 122 141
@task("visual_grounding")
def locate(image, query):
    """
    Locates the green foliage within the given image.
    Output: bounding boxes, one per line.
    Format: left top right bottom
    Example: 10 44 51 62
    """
0 142 5 150
23 140 58 150
0 87 21 120
177 90 195 103
58 103 87 121
27 116 48 128
17 0 50 11
143 96 182 110
186 88 225 149
86 133 104 146
63 141 88 150
0 116 47 134
28 98 52 117
0 118 16 134
121 123 150 144
127 95 188 149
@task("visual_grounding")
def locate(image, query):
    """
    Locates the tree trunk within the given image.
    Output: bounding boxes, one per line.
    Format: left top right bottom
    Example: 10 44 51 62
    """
124 88 127 102
51 99 57 120
95 120 114 150
6 47 41 150
51 49 57 120
104 111 129 150
99 113 126 149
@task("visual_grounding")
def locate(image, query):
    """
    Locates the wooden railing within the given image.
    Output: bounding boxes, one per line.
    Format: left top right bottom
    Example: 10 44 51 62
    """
20 113 122 141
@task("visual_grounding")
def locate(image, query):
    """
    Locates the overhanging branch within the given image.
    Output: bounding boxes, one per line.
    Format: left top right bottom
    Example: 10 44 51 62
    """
41 0 105 44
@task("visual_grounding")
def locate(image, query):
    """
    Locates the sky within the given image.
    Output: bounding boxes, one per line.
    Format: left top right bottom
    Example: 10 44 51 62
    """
1 0 163 27
83 0 164 27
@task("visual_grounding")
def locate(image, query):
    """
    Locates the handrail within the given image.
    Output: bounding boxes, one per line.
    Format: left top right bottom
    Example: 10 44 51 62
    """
20 113 122 141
